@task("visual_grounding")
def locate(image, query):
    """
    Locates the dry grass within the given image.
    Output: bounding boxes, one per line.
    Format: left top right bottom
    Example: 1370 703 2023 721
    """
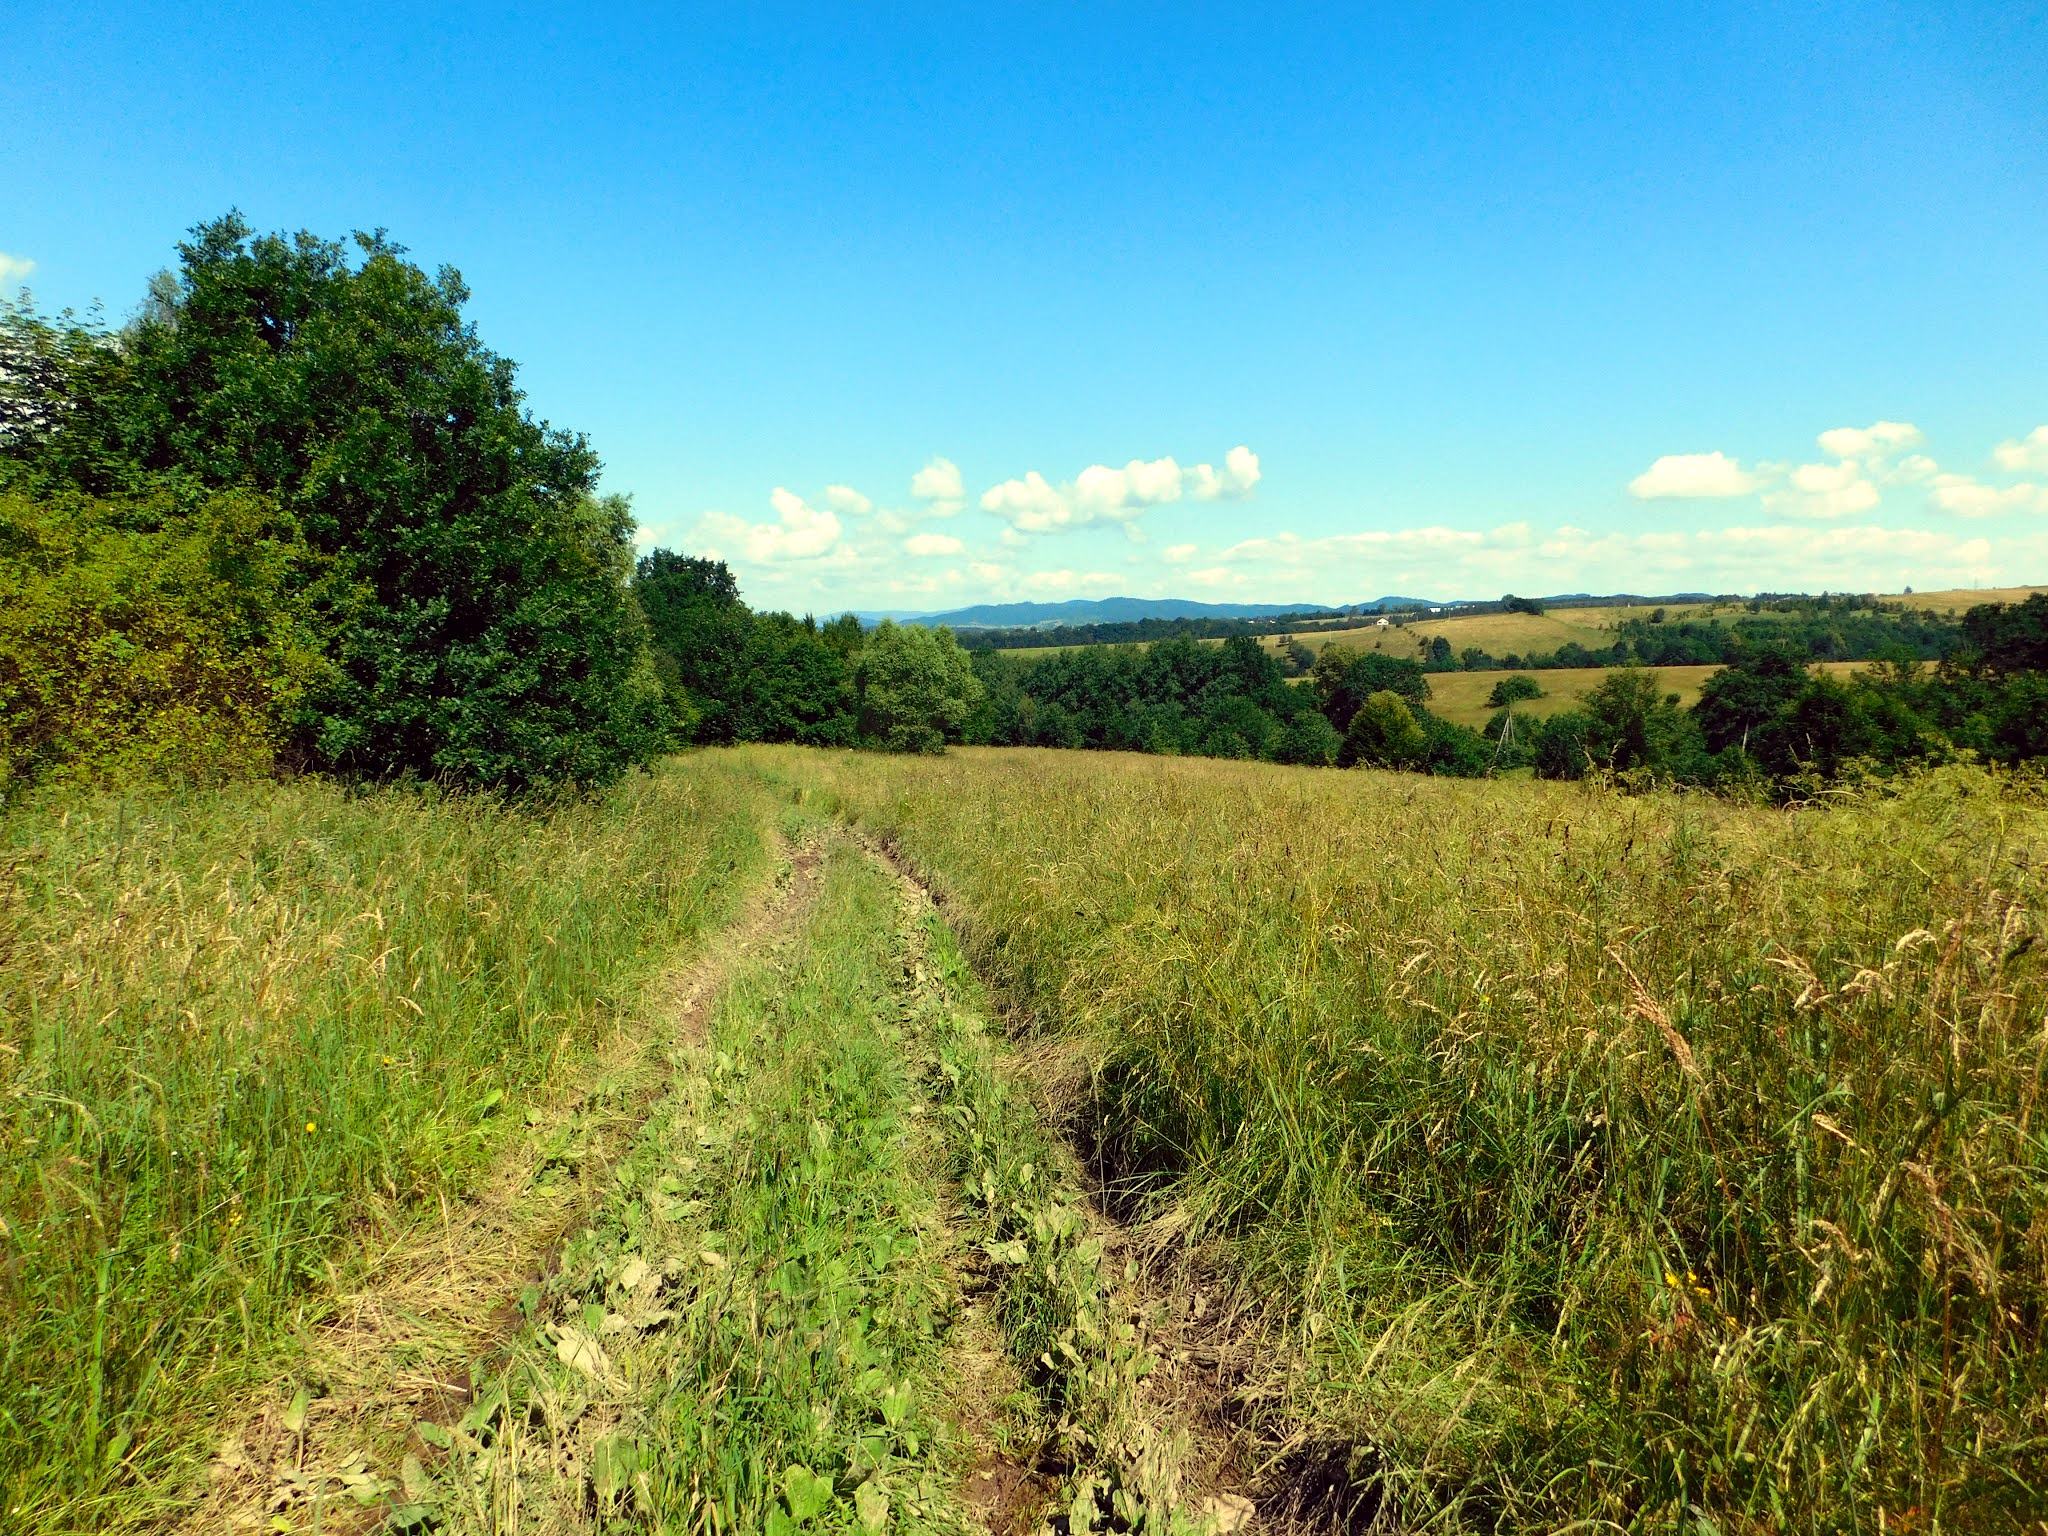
1422 660 1866 728
737 744 2048 1533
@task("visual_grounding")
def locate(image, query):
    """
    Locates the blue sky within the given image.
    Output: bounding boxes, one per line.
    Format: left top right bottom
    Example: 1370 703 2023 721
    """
7 1 2046 612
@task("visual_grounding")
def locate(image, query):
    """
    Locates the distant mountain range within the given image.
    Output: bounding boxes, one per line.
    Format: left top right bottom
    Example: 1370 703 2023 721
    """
835 591 1724 629
906 598 1341 628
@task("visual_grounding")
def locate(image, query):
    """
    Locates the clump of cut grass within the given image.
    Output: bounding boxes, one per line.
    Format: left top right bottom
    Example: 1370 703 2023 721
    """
739 745 2048 1534
0 760 772 1529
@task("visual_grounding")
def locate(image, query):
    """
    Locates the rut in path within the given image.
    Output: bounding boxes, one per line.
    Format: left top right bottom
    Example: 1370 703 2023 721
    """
185 837 825 1536
867 836 1268 1536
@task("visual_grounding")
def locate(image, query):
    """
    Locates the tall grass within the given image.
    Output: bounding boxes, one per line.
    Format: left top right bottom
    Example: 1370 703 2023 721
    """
740 746 2048 1534
0 761 771 1526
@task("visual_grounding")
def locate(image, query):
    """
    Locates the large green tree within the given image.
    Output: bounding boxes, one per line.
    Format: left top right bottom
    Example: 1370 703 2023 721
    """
3 216 661 791
853 621 985 753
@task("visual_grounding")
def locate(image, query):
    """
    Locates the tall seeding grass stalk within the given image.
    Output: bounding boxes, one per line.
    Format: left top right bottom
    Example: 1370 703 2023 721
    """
739 746 2048 1534
0 762 772 1527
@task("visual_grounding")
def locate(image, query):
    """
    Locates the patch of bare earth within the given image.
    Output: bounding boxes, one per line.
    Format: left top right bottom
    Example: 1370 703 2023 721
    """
181 838 826 1536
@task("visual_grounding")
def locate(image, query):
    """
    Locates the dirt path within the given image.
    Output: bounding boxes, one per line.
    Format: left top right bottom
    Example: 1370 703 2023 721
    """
183 837 825 1535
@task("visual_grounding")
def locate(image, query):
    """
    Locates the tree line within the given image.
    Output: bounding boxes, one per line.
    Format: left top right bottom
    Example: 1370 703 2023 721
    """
957 602 2048 789
0 215 980 795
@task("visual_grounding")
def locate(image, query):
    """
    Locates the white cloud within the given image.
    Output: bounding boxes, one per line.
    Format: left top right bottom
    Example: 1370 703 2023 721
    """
1020 568 1121 595
1817 420 1923 459
1929 475 2048 517
0 253 34 288
980 470 1077 532
1162 542 1198 564
968 561 1010 583
822 484 873 516
1993 426 2048 474
1628 452 1757 499
1184 445 1262 500
910 456 966 514
905 532 966 556
694 486 843 562
1074 455 1186 518
1185 566 1246 589
981 444 1260 535
1764 458 1882 520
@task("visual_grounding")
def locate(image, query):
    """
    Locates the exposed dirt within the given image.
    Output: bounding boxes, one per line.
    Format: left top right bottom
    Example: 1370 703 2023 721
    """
180 836 825 1535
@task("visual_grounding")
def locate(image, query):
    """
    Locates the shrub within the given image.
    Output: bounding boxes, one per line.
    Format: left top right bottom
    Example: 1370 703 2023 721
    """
0 486 323 792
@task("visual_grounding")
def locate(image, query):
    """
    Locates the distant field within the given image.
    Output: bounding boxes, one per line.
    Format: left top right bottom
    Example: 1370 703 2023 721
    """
999 586 2048 663
1423 659 1865 728
1887 584 2046 614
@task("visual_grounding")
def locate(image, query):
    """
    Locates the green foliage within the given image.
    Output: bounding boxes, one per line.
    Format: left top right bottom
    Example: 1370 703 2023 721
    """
1485 673 1543 707
852 621 984 753
0 485 324 792
1312 644 1430 730
1272 711 1342 766
2 217 661 792
633 551 857 747
1500 592 1546 615
634 550 752 742
1578 666 1699 775
1338 689 1427 768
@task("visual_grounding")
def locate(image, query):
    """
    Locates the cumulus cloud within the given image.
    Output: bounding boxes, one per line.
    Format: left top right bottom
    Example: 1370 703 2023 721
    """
0 252 34 288
1628 452 1757 499
1817 420 1924 459
1929 475 2048 517
1195 517 2033 602
822 484 873 516
1994 427 2048 474
910 456 966 513
1020 569 1122 595
1162 543 1198 564
695 486 843 562
981 445 1260 535
905 532 966 556
1764 457 1882 520
1184 446 1262 500
980 470 1076 532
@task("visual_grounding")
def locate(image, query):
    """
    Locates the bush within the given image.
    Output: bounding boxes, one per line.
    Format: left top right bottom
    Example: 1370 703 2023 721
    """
0 486 324 792
1339 690 1427 768
1272 711 1342 766
1486 673 1544 707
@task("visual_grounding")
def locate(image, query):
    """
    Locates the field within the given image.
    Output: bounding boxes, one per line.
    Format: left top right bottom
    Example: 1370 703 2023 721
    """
1422 659 1866 728
4 749 2045 1534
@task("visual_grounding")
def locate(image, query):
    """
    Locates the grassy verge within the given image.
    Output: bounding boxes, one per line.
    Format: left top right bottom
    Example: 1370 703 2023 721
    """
0 759 774 1529
737 745 2048 1534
